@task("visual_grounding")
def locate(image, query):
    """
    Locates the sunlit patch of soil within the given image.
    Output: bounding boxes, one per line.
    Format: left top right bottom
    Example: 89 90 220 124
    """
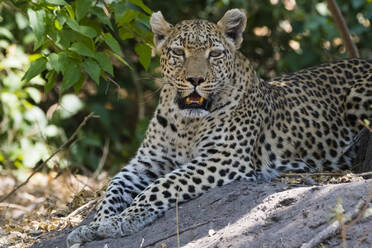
0 170 110 248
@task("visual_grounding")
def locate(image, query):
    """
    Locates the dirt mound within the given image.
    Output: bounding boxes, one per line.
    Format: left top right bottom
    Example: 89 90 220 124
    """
31 179 372 248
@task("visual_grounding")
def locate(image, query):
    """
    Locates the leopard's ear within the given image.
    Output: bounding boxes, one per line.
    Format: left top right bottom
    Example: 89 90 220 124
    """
217 9 247 49
150 11 172 50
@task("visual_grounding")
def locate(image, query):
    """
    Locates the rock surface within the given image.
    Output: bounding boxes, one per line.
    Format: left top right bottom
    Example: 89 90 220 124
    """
31 179 372 248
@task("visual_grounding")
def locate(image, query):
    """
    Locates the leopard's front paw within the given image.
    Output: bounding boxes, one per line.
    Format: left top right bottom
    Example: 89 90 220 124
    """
96 219 123 238
66 220 126 247
66 224 98 247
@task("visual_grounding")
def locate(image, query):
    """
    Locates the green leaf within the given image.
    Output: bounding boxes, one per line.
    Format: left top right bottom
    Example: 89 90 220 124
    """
57 14 67 25
49 29 72 49
82 59 101 84
65 5 75 19
135 11 151 29
95 52 113 75
119 28 134 40
78 26 97 39
55 14 66 30
48 52 69 73
117 9 139 25
75 0 92 22
69 41 95 57
61 62 81 92
109 51 133 70
0 27 15 40
27 9 46 50
45 0 68 5
66 17 97 38
22 57 47 82
112 1 127 22
91 7 113 30
45 70 57 93
103 33 123 56
15 12 28 30
130 22 153 44
128 0 152 15
55 20 63 30
74 73 85 93
135 43 151 70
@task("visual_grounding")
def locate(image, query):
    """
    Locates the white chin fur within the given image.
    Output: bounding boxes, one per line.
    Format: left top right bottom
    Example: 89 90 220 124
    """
180 109 210 117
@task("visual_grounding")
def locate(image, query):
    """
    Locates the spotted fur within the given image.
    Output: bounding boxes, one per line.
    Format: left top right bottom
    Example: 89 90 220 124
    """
67 9 372 246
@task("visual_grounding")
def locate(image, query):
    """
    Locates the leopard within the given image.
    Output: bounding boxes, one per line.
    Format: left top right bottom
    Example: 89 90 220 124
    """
67 9 372 246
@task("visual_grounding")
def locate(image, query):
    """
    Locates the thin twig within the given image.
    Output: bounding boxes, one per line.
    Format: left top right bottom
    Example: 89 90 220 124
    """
104 75 121 95
325 0 360 58
131 70 145 121
340 212 347 248
342 180 372 248
301 200 363 248
106 76 121 89
280 171 372 178
0 112 96 203
0 203 31 212
358 120 372 132
65 197 101 219
92 138 110 180
281 172 346 177
344 181 372 230
176 191 180 248
353 226 372 248
301 181 372 248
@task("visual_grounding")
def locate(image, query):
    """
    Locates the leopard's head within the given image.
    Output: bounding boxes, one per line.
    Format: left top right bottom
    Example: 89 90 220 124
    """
150 9 247 117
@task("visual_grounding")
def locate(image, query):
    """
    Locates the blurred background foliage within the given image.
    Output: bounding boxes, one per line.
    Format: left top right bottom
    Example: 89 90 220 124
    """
0 0 371 177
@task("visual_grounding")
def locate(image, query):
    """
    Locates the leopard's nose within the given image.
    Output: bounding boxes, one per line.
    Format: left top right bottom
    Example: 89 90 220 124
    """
186 76 205 86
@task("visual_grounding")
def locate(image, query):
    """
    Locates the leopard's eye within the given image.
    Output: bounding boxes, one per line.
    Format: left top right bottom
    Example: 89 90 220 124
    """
171 48 185 56
209 49 224 58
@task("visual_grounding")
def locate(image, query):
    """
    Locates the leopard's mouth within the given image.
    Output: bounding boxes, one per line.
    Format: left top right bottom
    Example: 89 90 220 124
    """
177 91 211 110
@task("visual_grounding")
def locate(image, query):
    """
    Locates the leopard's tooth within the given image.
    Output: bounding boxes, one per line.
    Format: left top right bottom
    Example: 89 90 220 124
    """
186 97 191 104
199 97 204 104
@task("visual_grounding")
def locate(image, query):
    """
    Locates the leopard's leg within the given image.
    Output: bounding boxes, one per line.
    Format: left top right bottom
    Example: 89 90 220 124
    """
66 154 177 246
67 156 256 246
93 164 154 223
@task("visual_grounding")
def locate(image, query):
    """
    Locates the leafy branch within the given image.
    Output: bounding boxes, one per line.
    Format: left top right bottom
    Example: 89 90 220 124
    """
13 0 153 94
